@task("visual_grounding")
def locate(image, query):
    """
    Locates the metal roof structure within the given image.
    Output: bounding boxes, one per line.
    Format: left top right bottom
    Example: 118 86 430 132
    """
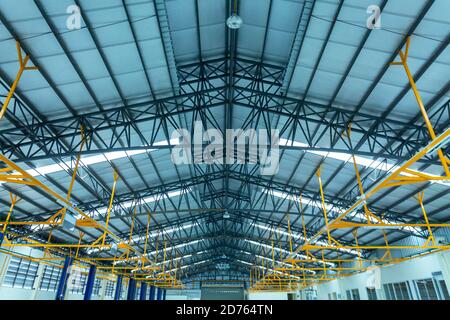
0 0 449 289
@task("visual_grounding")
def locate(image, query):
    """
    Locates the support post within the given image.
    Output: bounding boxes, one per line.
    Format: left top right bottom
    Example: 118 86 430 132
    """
114 275 123 301
140 282 147 300
127 278 137 300
55 256 73 300
163 289 167 300
157 287 162 300
84 264 97 300
149 285 156 300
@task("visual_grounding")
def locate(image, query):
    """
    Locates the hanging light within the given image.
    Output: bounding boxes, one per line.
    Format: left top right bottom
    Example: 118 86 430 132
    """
226 0 242 29
226 14 243 29
223 210 230 219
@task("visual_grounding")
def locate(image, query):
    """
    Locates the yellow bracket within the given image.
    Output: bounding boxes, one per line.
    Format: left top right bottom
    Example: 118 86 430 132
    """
75 219 99 228
0 41 38 121
101 169 119 245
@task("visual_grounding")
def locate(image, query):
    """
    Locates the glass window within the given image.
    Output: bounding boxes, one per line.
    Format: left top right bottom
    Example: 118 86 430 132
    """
351 288 360 300
39 265 62 291
383 284 391 300
93 279 102 296
135 285 141 300
384 281 410 300
367 287 377 300
416 279 438 300
69 271 87 295
105 280 115 298
346 290 351 300
3 256 39 289
438 280 450 300
431 272 450 300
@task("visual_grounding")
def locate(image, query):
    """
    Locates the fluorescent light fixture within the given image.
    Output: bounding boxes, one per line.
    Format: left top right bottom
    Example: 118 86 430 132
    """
87 187 191 220
279 138 449 187
262 188 422 237
5 138 179 179
129 222 198 245
113 239 203 265
244 238 335 267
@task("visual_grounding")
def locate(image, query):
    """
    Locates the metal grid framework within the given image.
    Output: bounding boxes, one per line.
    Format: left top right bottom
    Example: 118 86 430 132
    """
0 0 449 290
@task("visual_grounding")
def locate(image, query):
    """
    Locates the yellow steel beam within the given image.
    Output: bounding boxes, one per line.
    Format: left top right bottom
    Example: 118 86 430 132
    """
391 36 450 176
0 41 38 121
288 127 450 259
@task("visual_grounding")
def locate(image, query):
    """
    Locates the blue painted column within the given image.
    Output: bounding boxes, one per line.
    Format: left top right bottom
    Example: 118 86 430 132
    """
149 285 155 300
140 282 147 300
83 265 97 300
163 289 167 300
156 287 162 300
114 275 123 301
0 232 4 246
55 256 73 300
127 278 137 300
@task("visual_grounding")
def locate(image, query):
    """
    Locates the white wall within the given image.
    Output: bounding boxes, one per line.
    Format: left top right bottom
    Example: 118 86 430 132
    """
247 292 288 300
1 246 449 300
0 247 113 300
166 289 201 300
306 250 450 300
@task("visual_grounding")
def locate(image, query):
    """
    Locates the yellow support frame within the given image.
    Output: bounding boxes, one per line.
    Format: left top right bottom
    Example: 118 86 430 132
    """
0 41 38 121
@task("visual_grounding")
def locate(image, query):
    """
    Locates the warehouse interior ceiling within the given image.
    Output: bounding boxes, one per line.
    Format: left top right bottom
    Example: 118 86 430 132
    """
0 0 449 289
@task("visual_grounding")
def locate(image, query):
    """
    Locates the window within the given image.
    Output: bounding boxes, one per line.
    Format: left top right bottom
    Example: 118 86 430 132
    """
384 282 411 300
384 283 395 300
69 271 87 295
135 285 141 300
431 272 450 300
3 257 39 289
416 279 438 300
121 282 128 300
328 292 337 300
346 290 352 300
438 280 450 300
394 282 410 300
39 265 62 291
351 288 360 300
105 280 115 298
93 279 102 296
366 287 377 300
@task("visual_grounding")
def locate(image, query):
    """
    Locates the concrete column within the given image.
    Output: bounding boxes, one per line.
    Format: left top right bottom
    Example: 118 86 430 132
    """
84 264 97 300
156 287 162 300
149 285 155 300
127 278 136 300
140 282 147 300
114 275 123 300
55 256 73 300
